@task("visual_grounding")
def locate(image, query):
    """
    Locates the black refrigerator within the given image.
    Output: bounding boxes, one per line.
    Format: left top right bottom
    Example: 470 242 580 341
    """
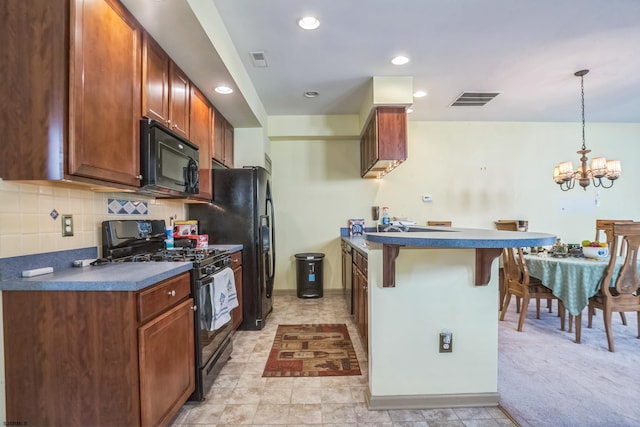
188 166 275 330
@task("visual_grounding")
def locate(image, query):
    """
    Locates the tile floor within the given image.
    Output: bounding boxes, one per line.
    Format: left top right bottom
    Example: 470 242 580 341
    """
170 294 516 426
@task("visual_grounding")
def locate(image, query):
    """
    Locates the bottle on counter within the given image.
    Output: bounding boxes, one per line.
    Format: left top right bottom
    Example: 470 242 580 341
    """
381 206 390 225
165 227 174 249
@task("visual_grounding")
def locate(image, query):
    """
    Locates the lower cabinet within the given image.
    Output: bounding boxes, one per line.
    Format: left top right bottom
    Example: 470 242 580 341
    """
352 250 369 350
231 250 243 330
2 272 195 427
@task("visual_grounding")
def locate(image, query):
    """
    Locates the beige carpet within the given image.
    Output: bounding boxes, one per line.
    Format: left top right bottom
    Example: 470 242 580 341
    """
499 303 640 426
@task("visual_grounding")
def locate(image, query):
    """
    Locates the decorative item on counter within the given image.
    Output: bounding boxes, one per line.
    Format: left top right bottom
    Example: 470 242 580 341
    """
173 219 198 237
196 235 209 248
381 206 390 225
348 219 365 237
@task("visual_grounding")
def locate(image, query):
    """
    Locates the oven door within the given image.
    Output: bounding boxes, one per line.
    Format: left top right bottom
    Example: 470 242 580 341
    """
198 277 232 368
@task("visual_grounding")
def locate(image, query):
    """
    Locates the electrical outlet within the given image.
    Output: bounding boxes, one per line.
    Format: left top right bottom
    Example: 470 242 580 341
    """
439 331 453 353
61 215 74 237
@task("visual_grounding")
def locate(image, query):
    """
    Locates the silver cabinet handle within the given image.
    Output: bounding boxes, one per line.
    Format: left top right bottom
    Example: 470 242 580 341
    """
136 174 143 180
191 305 197 311
167 290 176 296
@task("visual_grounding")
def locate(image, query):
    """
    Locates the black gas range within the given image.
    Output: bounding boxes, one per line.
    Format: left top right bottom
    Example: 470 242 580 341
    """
101 219 235 401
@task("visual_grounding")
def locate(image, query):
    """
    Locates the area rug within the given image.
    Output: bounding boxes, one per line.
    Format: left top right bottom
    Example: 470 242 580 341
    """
262 324 361 377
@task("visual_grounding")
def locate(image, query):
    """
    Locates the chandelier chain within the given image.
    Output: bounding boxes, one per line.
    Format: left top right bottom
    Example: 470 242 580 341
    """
580 74 586 151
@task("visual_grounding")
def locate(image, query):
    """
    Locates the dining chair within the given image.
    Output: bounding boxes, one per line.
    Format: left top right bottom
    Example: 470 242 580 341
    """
495 221 519 312
499 246 565 331
595 219 633 256
593 219 634 327
580 222 640 352
427 221 452 226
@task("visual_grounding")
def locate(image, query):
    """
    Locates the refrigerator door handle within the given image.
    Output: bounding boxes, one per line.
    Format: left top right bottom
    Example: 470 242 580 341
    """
267 195 276 281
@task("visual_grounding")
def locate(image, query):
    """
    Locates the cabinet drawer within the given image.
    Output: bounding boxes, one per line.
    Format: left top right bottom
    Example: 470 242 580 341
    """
138 272 191 323
230 251 242 269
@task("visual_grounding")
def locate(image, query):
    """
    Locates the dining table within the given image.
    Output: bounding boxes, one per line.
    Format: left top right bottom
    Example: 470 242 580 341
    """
523 253 622 316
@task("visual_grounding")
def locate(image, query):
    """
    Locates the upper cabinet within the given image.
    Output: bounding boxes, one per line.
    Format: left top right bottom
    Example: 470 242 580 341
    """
360 106 408 179
190 85 213 201
142 34 190 139
69 0 142 186
1 0 142 188
213 109 234 168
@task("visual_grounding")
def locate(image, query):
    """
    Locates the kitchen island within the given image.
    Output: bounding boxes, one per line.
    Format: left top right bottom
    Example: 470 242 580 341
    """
343 226 555 410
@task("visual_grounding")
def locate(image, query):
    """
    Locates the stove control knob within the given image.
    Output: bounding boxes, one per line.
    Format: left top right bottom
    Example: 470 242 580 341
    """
167 290 176 297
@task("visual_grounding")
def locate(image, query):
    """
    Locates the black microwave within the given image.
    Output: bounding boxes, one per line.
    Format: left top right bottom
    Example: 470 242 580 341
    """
140 119 199 197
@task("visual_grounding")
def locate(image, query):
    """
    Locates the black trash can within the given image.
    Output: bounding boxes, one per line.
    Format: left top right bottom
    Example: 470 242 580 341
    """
295 253 325 298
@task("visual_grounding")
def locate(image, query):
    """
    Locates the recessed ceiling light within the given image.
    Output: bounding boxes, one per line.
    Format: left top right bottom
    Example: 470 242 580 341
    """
298 16 320 30
304 91 319 98
413 90 427 98
391 56 409 65
215 86 233 95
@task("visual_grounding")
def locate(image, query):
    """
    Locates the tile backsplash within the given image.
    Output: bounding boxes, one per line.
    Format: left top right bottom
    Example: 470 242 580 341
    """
0 180 187 258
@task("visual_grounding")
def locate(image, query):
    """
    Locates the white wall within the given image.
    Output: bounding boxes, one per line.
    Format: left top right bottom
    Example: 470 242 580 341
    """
270 121 640 292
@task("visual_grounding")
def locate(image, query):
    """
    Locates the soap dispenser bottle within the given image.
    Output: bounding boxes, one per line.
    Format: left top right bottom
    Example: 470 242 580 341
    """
381 206 390 225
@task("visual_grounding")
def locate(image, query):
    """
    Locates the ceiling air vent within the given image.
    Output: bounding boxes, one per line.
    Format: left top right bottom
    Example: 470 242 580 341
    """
450 91 500 107
250 51 268 68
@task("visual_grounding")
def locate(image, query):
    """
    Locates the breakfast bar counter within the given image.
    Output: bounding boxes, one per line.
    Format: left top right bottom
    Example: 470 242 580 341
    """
352 226 556 410
364 226 555 287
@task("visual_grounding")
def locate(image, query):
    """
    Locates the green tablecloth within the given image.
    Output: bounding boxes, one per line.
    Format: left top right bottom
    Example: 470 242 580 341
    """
523 254 621 316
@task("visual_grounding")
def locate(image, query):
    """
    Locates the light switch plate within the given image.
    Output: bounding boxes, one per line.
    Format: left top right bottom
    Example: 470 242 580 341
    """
62 214 74 237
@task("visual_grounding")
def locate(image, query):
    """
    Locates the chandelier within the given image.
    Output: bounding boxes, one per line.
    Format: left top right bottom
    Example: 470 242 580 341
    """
553 70 621 191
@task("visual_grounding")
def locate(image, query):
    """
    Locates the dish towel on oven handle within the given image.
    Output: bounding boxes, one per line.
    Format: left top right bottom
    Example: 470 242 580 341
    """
210 267 238 330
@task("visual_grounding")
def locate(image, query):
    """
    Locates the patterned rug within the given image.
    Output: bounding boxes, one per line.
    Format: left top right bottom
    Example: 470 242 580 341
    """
262 324 361 377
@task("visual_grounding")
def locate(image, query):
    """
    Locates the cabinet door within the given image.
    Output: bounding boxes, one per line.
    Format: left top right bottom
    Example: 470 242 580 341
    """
223 119 234 167
190 85 213 200
142 33 170 124
232 266 243 330
213 108 225 164
362 269 369 350
69 0 141 187
139 298 195 427
169 62 190 138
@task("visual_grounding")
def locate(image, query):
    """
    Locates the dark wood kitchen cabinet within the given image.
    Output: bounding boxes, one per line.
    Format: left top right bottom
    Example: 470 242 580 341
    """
352 250 369 350
213 108 235 167
189 85 213 200
230 250 244 330
360 106 408 178
3 272 195 427
0 0 143 188
142 33 190 139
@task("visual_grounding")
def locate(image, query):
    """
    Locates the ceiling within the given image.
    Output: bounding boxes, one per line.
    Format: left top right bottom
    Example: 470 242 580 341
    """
121 0 640 128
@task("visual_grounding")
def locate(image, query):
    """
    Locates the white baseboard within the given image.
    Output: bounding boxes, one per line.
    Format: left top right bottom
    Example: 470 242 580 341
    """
366 387 499 410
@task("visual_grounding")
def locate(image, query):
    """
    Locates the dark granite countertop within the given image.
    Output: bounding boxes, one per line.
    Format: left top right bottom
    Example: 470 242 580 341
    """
0 244 242 292
363 226 556 248
0 262 193 292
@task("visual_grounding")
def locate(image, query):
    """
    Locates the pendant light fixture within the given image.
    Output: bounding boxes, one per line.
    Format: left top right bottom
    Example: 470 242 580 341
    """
553 70 621 191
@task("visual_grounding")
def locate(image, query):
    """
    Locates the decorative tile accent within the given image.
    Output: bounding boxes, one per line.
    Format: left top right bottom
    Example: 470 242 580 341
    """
107 198 148 215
